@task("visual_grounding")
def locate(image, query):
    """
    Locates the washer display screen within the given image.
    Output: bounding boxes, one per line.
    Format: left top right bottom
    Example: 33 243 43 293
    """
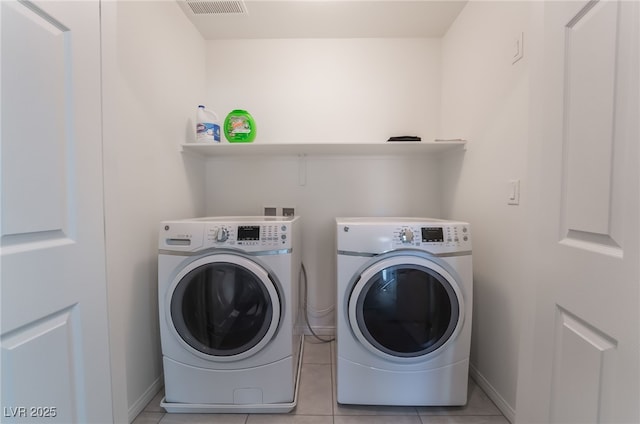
238 226 260 241
421 227 444 243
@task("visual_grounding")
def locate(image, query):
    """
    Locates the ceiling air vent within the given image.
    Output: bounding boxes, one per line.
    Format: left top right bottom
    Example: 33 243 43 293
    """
185 0 247 15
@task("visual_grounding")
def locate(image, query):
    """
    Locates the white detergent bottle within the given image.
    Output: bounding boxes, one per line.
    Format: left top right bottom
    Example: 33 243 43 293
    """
196 105 220 143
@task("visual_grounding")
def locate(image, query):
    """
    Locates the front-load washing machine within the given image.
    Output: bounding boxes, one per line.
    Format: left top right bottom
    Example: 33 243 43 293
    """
158 216 302 413
336 217 472 406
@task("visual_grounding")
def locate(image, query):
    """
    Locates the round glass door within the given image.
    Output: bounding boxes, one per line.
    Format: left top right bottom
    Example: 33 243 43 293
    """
169 254 281 360
348 255 463 360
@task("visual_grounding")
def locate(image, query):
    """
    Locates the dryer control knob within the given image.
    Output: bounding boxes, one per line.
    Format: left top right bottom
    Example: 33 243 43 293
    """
216 227 229 242
400 228 414 243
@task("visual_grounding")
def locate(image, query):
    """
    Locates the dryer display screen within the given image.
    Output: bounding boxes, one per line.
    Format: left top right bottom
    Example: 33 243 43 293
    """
422 227 444 243
238 226 260 241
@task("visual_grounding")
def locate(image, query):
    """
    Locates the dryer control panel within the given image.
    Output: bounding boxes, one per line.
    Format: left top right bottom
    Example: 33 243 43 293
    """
336 218 471 255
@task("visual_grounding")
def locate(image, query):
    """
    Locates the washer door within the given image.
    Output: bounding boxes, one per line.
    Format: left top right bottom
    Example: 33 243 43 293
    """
168 254 281 362
348 254 464 361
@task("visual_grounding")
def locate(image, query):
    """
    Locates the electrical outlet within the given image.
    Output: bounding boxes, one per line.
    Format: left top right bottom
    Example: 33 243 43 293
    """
263 206 277 216
282 207 295 217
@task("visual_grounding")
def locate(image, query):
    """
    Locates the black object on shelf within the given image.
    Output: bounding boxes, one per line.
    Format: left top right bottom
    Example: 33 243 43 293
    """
387 136 422 142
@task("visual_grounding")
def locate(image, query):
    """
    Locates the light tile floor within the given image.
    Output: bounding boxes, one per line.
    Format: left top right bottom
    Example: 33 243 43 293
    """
134 338 508 424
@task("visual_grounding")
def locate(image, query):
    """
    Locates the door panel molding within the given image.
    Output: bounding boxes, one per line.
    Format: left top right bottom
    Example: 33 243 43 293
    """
1 305 85 423
1 0 75 242
560 0 620 250
550 306 617 423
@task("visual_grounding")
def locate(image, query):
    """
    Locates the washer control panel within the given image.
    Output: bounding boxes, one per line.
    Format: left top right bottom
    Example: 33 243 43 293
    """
206 224 288 248
160 219 293 252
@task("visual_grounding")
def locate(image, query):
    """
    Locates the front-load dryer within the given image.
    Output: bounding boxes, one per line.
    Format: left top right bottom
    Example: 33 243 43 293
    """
336 217 472 406
158 216 302 413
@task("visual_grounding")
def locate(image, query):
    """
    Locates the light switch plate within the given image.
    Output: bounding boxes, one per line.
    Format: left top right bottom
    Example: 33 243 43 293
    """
508 179 520 205
512 32 524 64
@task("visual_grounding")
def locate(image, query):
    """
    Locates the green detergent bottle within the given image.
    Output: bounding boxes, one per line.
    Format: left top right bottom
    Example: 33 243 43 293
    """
224 109 256 143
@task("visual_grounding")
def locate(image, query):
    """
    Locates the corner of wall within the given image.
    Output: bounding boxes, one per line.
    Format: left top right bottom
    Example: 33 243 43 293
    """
101 1 208 421
439 0 534 416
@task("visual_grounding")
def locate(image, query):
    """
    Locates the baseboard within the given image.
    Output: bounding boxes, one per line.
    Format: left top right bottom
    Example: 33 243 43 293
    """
128 375 163 423
469 364 516 423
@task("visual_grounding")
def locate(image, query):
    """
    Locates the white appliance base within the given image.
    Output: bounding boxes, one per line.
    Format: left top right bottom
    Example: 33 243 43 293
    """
161 338 303 414
336 355 469 406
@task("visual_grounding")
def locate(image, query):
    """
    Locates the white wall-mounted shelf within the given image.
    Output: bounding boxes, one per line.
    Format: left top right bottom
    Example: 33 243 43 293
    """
180 141 466 157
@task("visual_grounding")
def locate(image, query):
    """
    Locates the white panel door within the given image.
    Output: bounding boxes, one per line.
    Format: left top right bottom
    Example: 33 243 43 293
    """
1 1 113 422
517 1 639 423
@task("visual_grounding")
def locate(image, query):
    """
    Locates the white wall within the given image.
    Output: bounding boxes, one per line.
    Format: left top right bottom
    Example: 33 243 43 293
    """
206 38 441 143
439 2 532 420
202 38 447 329
101 1 206 421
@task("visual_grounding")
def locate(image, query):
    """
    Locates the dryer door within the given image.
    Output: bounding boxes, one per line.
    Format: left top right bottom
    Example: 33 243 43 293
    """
348 254 464 361
168 254 281 362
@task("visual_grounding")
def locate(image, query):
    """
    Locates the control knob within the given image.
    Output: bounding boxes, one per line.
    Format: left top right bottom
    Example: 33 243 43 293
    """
216 227 229 242
399 228 414 243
